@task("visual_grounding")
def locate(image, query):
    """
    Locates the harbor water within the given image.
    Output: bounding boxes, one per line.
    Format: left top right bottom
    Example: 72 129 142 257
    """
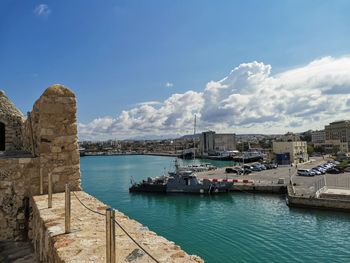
81 155 350 263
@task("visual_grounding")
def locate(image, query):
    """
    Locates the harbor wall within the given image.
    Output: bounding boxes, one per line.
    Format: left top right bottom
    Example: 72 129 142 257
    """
287 185 350 211
30 191 203 263
232 184 286 194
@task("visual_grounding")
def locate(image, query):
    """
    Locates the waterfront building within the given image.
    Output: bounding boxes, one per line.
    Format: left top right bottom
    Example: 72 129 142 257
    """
272 141 308 164
199 131 236 156
311 130 325 144
323 139 349 153
310 121 350 153
324 120 350 152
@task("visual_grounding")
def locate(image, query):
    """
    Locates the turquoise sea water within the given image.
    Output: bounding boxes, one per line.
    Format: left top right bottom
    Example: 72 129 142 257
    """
81 155 350 263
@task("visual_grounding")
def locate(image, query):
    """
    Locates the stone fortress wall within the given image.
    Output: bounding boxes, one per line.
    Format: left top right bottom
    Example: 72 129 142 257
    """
25 86 81 193
0 157 38 240
0 90 25 151
0 85 203 262
0 85 81 240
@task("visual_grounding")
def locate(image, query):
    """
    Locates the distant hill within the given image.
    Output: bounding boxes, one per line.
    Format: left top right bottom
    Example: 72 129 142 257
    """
179 134 201 140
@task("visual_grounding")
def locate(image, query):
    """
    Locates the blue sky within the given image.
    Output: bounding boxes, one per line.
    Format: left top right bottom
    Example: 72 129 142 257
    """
1 0 350 139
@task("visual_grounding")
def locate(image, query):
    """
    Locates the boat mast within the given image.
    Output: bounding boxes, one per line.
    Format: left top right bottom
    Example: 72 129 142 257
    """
193 114 196 161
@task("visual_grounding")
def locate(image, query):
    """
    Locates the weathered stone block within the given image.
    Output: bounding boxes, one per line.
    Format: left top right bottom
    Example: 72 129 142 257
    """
51 146 62 153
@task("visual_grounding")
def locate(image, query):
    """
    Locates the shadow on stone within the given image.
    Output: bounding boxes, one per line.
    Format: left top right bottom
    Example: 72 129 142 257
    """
125 248 145 262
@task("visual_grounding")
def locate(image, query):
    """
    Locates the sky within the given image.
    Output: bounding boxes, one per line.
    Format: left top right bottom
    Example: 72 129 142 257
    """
1 0 350 140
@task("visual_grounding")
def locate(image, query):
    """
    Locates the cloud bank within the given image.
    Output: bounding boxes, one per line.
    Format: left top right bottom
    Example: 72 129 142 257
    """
79 56 350 140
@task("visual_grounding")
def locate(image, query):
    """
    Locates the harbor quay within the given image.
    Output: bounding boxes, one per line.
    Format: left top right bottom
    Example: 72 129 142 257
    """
195 157 326 193
196 157 350 211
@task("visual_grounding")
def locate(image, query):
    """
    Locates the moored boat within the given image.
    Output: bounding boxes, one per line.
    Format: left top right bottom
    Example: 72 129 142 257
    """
129 160 232 194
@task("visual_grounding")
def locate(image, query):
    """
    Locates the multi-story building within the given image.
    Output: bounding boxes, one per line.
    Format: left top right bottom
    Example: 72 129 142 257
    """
272 141 308 164
200 131 236 155
311 130 325 144
324 120 350 152
325 120 350 141
323 139 348 153
282 132 300 142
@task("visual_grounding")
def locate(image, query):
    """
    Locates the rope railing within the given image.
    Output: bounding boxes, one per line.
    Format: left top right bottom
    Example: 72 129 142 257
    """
72 191 105 216
112 218 160 263
71 191 160 263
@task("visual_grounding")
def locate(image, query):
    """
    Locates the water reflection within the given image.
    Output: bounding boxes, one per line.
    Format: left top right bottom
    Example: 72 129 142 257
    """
129 192 235 212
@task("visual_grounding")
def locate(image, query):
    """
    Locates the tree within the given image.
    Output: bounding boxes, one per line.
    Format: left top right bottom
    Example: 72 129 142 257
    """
307 144 314 155
237 142 249 152
314 145 325 154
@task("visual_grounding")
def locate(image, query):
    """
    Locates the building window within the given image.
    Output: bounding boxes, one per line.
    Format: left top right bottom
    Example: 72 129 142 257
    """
0 122 4 151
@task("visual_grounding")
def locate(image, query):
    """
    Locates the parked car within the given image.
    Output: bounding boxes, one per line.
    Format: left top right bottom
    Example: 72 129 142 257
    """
225 167 240 174
258 164 267 170
297 169 314 177
315 166 326 174
321 164 334 170
262 163 273 169
243 168 252 175
270 163 278 169
327 168 343 174
311 168 322 175
344 167 350 172
250 165 262 172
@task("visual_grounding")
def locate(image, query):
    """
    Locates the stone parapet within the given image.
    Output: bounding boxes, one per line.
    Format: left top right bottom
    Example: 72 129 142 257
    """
31 191 203 263
0 84 81 241
24 84 81 193
0 157 39 240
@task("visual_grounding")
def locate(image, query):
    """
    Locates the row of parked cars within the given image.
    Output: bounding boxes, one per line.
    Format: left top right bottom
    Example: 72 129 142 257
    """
225 162 278 175
297 161 344 176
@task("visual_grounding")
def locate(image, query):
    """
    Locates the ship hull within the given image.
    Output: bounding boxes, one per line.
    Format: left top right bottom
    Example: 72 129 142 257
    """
129 184 167 193
129 183 233 194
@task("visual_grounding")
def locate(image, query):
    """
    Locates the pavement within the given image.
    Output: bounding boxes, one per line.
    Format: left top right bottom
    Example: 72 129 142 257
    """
0 241 37 263
196 157 350 197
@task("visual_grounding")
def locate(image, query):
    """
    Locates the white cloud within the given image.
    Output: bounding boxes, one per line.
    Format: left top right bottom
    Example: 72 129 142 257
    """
34 4 51 17
135 101 161 106
79 55 350 140
165 82 174 88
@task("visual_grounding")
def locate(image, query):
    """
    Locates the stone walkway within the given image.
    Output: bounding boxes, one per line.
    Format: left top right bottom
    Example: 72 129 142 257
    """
0 241 37 263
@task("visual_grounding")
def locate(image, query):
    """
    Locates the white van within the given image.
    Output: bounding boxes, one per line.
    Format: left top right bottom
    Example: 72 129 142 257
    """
297 169 314 176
